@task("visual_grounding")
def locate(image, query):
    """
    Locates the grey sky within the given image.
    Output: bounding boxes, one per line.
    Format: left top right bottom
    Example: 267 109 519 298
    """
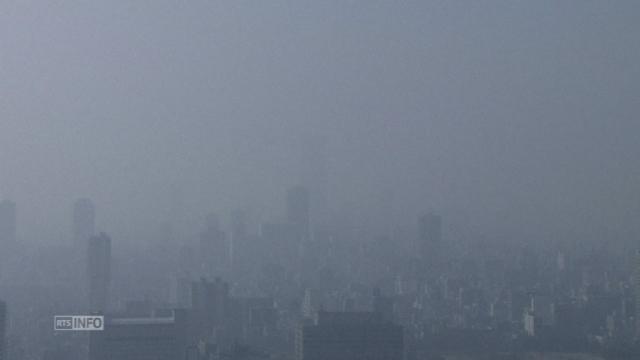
1 1 639 246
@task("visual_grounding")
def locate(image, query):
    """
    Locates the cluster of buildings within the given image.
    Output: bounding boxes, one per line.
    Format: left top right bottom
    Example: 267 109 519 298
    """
1 191 640 359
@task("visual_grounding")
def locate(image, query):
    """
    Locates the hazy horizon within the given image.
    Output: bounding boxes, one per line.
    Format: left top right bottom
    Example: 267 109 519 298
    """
1 0 639 249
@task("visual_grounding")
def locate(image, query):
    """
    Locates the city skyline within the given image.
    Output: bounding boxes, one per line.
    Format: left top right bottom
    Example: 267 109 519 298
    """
1 1 639 359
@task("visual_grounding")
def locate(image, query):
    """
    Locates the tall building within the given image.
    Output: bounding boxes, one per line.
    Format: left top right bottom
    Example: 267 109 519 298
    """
286 186 310 241
296 311 403 360
0 200 16 256
0 300 6 360
87 232 111 313
191 277 230 337
73 198 96 251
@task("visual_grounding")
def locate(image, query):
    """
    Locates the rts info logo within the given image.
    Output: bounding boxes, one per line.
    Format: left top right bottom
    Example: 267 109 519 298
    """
54 316 104 331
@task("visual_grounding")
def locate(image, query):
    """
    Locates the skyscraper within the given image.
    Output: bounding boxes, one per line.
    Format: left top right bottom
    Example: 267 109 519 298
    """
286 186 310 241
0 200 16 255
73 198 96 251
87 232 111 313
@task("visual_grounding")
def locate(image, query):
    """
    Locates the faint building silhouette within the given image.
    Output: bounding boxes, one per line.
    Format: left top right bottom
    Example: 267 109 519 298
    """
73 198 95 251
88 232 111 313
199 213 229 279
191 277 230 341
296 311 403 360
373 288 395 323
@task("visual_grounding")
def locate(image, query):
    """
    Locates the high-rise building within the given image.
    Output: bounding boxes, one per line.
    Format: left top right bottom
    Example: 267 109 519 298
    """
296 311 403 360
0 300 6 360
0 200 16 256
190 277 232 346
73 198 96 251
87 232 111 313
286 186 310 241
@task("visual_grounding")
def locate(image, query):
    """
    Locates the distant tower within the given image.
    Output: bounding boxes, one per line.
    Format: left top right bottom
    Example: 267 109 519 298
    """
74 198 96 251
286 186 310 241
0 200 16 254
88 232 111 313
